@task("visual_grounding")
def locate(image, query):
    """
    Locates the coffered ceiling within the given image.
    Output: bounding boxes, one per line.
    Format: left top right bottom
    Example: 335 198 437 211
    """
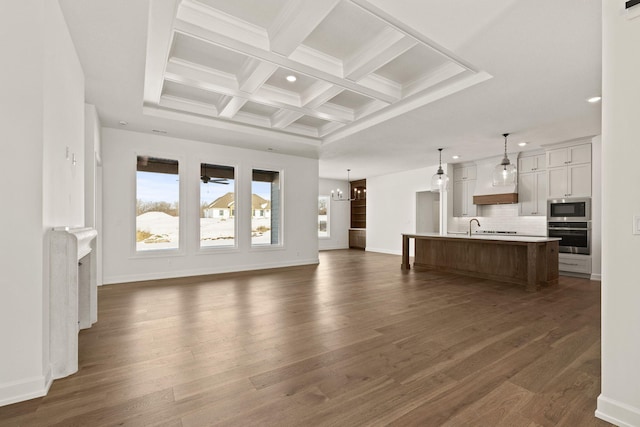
59 0 601 180
144 0 491 142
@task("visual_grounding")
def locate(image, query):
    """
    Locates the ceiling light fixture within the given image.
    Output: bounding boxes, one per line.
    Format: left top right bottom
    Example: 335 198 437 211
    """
331 169 364 201
493 133 517 186
452 155 460 160
518 141 527 147
587 96 602 103
430 148 449 192
119 120 128 126
286 75 297 83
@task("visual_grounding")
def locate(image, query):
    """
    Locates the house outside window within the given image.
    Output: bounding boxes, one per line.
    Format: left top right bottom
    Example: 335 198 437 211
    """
136 156 180 251
251 169 280 246
200 163 235 247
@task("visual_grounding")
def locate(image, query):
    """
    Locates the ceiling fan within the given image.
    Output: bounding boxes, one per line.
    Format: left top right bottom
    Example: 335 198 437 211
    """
201 165 229 185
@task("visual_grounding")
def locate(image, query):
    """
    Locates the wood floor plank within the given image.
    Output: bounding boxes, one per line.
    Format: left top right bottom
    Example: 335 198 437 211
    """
0 250 611 426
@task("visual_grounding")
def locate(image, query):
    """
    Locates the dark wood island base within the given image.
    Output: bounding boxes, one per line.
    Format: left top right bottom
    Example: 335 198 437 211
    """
402 233 560 292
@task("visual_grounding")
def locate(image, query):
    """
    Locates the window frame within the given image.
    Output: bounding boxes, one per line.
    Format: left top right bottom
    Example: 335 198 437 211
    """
131 151 186 258
318 195 330 239
197 160 239 253
249 166 284 250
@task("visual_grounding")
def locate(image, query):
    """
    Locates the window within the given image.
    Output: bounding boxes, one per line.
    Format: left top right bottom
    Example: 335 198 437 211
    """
136 156 180 251
200 163 235 248
251 169 280 246
318 195 329 238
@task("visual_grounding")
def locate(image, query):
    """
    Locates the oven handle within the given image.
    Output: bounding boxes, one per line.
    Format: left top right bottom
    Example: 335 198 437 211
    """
547 227 589 231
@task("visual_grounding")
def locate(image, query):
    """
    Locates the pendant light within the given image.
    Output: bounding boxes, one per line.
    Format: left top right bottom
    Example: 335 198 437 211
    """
430 148 449 192
331 169 365 201
493 133 517 186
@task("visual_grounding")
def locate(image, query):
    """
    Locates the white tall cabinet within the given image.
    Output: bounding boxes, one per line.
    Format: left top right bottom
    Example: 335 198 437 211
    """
544 141 593 277
518 154 546 216
453 165 477 217
546 144 591 198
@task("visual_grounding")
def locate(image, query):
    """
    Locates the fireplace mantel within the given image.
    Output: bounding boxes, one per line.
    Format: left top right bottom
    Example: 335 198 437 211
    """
50 227 98 379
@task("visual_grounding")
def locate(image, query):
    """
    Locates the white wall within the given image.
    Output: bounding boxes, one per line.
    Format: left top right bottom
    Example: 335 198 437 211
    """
367 166 434 255
85 105 103 285
591 135 602 280
319 178 349 250
0 0 85 406
101 128 319 284
597 2 640 426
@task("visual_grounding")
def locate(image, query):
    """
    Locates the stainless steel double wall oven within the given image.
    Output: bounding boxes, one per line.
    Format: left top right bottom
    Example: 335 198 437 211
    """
547 197 591 255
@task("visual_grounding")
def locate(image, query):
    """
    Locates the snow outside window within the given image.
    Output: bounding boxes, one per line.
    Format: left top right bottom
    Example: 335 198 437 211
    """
136 156 180 251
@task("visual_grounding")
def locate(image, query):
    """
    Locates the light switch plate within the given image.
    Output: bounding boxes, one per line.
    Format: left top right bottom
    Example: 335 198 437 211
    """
634 215 640 235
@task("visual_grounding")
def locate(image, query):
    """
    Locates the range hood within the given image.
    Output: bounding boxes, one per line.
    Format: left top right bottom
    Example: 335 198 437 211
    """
472 156 518 205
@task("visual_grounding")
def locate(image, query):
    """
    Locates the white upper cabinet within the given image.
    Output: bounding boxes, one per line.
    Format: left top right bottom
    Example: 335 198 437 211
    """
546 143 592 198
547 144 591 168
453 165 477 181
453 165 477 217
453 179 477 217
519 154 546 173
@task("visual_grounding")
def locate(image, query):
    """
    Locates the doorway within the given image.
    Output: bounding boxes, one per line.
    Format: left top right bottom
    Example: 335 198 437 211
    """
416 191 440 233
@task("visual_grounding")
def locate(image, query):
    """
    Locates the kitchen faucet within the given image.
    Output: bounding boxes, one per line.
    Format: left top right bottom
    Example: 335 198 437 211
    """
469 218 480 235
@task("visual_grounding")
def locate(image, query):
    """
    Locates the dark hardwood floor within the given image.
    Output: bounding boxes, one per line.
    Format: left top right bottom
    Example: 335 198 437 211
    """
0 250 611 426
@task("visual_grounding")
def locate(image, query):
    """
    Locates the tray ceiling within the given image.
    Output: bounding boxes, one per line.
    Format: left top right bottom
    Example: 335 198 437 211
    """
144 0 492 144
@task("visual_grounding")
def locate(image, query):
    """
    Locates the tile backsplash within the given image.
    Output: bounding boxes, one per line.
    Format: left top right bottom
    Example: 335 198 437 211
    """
449 204 547 236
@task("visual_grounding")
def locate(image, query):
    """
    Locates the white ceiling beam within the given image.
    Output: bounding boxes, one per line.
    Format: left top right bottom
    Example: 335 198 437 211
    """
165 59 351 124
349 0 478 73
318 121 345 138
144 0 180 104
255 85 301 107
301 81 345 109
357 73 402 100
230 111 272 128
218 96 248 119
159 94 219 117
238 58 278 93
344 30 417 81
354 99 388 120
402 62 466 98
173 21 399 103
271 109 304 129
177 0 269 50
283 122 321 138
166 58 239 92
316 103 354 122
143 104 322 145
268 0 341 56
287 45 343 77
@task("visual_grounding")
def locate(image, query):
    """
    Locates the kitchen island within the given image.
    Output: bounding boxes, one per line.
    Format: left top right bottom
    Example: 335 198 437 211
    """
401 233 560 292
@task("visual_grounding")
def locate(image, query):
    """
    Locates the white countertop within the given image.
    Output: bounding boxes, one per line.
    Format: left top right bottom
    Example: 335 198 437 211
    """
404 232 561 243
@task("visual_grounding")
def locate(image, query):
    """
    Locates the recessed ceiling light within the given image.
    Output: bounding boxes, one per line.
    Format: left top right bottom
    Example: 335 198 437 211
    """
587 96 602 103
518 142 527 147
286 75 297 83
152 129 167 134
452 155 460 159
119 120 128 126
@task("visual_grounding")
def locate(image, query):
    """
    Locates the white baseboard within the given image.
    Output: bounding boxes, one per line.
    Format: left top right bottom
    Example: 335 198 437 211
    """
596 394 640 427
365 247 402 256
103 258 320 285
0 370 52 407
591 273 602 281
